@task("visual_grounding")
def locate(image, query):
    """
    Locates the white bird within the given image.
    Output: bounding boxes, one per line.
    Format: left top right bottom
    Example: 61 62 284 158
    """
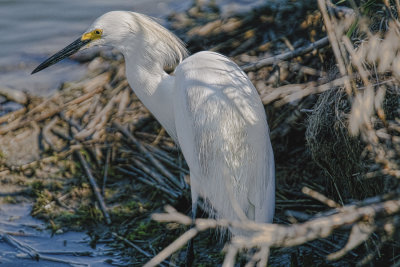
32 11 275 231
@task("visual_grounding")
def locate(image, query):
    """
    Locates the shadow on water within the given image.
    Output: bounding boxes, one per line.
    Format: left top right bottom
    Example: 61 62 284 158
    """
0 204 113 266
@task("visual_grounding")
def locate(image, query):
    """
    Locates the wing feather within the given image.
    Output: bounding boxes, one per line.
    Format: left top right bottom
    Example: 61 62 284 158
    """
174 51 275 224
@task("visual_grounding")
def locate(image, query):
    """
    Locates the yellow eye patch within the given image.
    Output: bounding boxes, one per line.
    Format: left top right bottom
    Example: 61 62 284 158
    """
81 29 103 41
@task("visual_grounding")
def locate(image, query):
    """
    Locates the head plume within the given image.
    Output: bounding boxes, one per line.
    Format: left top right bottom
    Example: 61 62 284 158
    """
91 11 188 70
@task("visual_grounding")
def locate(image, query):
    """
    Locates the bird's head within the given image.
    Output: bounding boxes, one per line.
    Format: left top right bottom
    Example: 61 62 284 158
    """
82 11 138 49
32 11 187 74
31 11 141 74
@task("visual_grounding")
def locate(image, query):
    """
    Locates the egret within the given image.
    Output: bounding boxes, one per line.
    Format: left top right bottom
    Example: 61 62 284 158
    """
32 11 275 234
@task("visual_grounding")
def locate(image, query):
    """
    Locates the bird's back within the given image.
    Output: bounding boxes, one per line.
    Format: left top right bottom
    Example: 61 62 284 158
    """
174 51 275 224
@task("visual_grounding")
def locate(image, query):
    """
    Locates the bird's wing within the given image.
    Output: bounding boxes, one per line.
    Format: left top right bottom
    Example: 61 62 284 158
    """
174 51 275 223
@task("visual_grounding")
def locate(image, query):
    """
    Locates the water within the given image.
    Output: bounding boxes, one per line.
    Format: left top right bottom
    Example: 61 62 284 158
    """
0 204 113 266
0 0 191 96
0 0 267 96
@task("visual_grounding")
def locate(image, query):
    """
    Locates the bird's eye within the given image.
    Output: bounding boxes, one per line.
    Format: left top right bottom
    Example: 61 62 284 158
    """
95 30 101 35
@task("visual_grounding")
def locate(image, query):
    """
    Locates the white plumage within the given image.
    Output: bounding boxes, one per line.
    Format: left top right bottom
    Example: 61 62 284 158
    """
175 52 275 225
32 11 275 230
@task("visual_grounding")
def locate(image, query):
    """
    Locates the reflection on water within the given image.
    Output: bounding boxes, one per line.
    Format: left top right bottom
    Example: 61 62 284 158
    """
0 0 189 95
0 204 113 266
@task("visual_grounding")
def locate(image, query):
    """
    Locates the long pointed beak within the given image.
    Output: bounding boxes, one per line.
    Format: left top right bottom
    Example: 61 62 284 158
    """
31 37 91 74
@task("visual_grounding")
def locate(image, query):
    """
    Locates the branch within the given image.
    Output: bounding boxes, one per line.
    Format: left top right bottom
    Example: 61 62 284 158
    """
149 195 400 265
75 150 111 225
113 122 183 190
0 86 28 105
241 37 329 72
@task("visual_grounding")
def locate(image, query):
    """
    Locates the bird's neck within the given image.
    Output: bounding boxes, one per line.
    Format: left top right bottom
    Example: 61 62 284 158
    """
122 49 178 141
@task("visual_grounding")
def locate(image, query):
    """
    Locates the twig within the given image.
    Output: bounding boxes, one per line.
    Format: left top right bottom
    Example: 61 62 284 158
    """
74 94 118 140
284 210 312 221
149 195 400 265
66 76 109 106
75 150 111 224
151 128 165 146
60 112 83 131
113 122 183 189
146 145 189 174
257 246 270 267
112 232 169 267
318 237 358 257
0 77 108 135
135 131 174 144
152 205 192 225
222 245 239 267
102 146 112 196
143 228 198 267
272 76 348 107
17 254 88 266
302 186 341 208
1 231 39 259
0 107 60 135
117 167 180 198
117 88 131 117
33 250 93 256
4 151 72 172
0 107 26 124
318 0 352 94
1 231 88 266
232 198 400 248
131 158 169 187
0 86 28 105
241 37 329 72
42 117 59 150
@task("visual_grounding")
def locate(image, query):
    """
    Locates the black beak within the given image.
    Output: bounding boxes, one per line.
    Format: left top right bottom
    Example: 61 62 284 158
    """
31 37 90 74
